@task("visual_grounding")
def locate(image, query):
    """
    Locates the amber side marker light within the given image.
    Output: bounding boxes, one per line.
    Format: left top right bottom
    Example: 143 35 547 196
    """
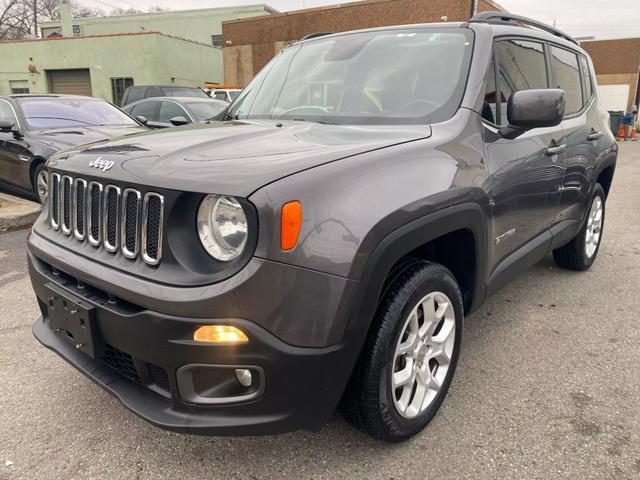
281 201 302 251
193 325 249 344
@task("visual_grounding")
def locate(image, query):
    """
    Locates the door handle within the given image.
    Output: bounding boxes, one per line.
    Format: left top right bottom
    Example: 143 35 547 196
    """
546 144 566 156
587 130 603 141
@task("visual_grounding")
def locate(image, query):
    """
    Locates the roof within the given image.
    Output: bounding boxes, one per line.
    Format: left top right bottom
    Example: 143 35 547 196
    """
8 94 102 100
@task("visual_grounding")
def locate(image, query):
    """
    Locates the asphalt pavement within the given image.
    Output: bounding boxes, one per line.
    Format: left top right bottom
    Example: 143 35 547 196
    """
1 142 639 479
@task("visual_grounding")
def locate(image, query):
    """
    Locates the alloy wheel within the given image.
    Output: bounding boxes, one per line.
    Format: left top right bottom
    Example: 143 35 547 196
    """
585 196 603 258
391 291 456 419
36 169 48 204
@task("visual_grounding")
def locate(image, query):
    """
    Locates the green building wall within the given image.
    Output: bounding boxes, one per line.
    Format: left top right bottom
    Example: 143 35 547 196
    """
0 33 219 101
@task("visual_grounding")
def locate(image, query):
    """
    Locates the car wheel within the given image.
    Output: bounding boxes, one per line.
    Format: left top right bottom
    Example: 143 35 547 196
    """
341 260 463 442
32 163 48 204
553 184 606 271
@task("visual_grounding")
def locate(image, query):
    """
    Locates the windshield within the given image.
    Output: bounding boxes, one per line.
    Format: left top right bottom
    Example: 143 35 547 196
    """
186 101 227 121
229 28 473 125
161 87 208 98
19 99 138 129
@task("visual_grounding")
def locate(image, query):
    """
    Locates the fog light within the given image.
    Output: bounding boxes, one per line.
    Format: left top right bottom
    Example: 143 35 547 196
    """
193 325 248 344
235 368 253 387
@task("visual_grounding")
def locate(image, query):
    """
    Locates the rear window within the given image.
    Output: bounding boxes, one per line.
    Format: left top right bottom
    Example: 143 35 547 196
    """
550 46 582 115
125 87 145 104
161 87 208 98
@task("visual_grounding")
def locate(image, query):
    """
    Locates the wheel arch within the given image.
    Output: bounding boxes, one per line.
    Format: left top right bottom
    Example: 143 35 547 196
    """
29 156 47 188
346 202 488 336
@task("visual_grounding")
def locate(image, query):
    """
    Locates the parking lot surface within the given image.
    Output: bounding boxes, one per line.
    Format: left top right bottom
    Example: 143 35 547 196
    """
1 143 639 479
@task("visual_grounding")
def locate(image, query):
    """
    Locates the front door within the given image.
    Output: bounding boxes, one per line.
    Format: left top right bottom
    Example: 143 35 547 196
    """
0 99 28 190
481 39 565 272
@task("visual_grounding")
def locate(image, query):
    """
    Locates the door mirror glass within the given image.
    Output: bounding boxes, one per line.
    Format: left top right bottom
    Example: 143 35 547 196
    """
169 115 189 126
507 89 565 129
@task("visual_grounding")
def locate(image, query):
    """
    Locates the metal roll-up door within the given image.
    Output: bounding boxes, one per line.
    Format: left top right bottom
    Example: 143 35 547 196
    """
48 69 92 97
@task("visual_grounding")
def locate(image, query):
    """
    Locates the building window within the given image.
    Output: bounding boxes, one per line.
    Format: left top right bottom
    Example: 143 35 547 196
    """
10 80 30 94
211 34 223 48
111 77 134 106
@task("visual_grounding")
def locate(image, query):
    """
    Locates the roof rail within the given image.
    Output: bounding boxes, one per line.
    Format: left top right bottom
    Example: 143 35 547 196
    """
468 11 578 45
299 32 334 41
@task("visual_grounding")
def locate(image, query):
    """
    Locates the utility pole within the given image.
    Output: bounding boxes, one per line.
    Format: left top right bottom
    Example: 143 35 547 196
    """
33 0 38 38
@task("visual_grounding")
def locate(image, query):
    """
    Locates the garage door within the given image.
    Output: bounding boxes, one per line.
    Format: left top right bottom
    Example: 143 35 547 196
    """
48 69 92 97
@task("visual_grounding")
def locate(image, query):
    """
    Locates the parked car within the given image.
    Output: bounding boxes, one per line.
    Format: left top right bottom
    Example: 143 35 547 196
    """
0 94 146 203
120 85 209 106
208 89 242 103
29 13 616 442
122 97 229 129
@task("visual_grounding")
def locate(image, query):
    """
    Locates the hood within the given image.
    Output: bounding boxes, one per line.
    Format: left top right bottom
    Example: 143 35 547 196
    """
49 120 431 197
33 125 148 150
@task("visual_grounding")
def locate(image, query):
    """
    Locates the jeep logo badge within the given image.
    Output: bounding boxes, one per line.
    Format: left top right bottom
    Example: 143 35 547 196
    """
89 157 115 172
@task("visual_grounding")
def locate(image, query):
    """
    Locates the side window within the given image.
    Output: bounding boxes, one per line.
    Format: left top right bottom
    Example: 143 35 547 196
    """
213 91 227 101
578 55 593 103
550 46 582 115
158 102 189 123
0 101 17 125
495 39 547 126
130 101 159 122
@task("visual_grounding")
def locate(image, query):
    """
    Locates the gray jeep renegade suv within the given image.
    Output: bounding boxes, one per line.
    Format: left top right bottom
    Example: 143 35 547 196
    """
28 12 617 442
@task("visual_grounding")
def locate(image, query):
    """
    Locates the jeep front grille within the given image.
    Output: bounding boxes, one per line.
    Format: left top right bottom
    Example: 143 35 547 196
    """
49 174 164 266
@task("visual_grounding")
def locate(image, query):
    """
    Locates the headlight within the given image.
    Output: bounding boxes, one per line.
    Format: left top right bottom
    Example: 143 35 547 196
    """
197 195 248 261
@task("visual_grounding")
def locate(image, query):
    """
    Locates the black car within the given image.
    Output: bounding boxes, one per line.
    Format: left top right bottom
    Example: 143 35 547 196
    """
29 13 616 442
122 96 229 129
0 94 146 203
120 85 209 107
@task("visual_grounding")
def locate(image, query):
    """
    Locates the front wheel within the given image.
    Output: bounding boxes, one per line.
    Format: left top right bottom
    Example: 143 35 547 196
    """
341 260 463 442
553 184 606 271
32 163 48 205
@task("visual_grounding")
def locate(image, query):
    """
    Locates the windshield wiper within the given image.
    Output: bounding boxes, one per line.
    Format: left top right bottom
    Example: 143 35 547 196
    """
28 116 98 126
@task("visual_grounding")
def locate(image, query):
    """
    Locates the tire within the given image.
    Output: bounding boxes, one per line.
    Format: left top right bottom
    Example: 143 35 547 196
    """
340 260 464 442
553 184 606 271
32 163 48 205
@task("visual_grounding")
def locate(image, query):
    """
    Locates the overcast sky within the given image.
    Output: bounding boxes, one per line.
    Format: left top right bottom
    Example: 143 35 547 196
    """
76 0 639 40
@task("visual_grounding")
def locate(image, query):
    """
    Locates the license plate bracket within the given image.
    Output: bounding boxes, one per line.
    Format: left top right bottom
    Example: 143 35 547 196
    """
44 282 100 359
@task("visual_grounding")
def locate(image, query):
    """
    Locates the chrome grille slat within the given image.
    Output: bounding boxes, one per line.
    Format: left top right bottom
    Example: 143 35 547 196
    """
103 185 121 252
73 179 87 240
50 173 61 230
142 192 164 266
50 173 163 266
87 182 103 246
121 189 141 258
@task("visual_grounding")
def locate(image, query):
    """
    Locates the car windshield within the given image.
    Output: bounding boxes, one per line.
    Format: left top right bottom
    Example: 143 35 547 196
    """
161 87 208 98
229 28 474 125
19 99 138 129
186 101 227 121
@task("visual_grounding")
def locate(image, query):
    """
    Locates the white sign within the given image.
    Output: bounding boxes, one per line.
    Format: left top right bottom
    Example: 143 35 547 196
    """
598 84 630 111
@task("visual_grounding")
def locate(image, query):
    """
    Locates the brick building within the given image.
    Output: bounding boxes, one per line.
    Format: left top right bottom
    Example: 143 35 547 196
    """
222 0 505 86
580 37 640 111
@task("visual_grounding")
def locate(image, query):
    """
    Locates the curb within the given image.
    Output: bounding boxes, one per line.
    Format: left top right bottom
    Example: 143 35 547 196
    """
0 192 42 231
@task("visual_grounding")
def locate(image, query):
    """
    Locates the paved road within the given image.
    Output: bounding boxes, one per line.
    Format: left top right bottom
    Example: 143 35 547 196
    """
1 143 639 480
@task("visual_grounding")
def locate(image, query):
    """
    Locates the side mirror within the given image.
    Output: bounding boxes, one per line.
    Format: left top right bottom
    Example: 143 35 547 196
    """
170 116 190 126
135 115 148 125
507 89 565 132
0 120 15 132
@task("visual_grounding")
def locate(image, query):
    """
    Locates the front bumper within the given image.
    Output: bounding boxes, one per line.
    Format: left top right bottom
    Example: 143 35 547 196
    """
28 250 359 435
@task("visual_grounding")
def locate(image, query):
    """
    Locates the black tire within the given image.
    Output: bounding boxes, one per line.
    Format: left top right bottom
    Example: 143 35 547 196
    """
553 184 606 271
31 162 47 204
340 260 464 442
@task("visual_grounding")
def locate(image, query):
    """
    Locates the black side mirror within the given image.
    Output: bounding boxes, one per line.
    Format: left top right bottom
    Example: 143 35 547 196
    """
0 120 15 132
504 89 565 138
169 116 190 126
135 115 148 125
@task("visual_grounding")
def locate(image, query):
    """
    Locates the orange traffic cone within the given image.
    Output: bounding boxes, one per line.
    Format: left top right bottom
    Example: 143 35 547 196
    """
618 125 626 140
630 127 637 141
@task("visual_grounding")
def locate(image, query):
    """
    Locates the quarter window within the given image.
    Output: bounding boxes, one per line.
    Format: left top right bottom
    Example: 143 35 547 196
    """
578 55 593 103
494 40 548 126
550 46 582 115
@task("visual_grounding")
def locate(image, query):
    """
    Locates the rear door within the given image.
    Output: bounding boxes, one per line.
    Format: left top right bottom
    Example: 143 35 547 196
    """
482 38 565 270
553 47 599 223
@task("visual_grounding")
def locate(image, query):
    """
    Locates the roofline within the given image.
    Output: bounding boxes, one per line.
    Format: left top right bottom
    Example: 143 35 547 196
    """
41 4 278 27
0 31 214 47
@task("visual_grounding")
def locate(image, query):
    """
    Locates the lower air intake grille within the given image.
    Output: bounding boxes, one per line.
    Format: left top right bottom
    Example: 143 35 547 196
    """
146 363 170 391
102 344 141 384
